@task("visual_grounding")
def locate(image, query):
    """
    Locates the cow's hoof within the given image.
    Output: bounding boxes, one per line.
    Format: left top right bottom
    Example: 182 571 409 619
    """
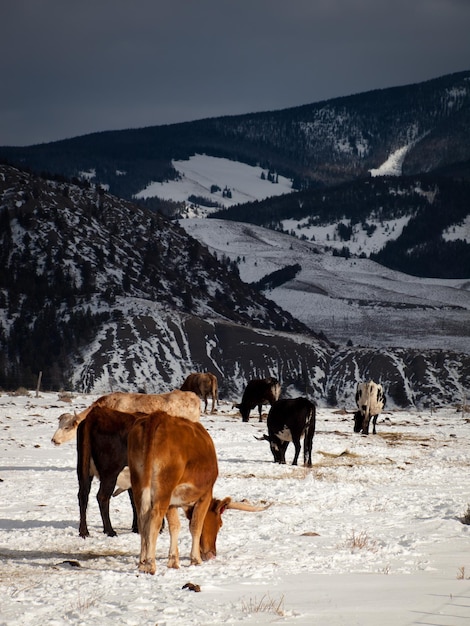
138 561 156 575
167 556 180 569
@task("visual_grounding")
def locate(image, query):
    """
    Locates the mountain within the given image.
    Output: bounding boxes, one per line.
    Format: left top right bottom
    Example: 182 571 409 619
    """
0 164 468 409
1 71 469 280
1 71 469 197
0 163 329 394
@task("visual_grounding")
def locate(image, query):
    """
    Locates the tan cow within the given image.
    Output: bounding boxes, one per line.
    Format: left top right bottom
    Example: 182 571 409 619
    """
52 389 200 445
128 410 270 574
181 372 218 414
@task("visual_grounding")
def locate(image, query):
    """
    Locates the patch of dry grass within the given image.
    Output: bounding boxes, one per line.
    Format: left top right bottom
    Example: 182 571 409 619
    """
241 592 285 616
339 530 378 553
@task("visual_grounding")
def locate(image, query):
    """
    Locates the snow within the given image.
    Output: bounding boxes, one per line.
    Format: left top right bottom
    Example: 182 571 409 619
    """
443 215 470 244
2 391 470 625
369 145 412 177
280 214 413 255
179 218 470 353
134 154 294 213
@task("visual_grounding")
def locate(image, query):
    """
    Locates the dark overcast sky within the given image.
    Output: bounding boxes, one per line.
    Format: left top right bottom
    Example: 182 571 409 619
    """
2 0 470 146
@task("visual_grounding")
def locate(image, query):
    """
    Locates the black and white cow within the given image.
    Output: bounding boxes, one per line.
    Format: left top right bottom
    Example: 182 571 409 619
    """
235 377 281 422
260 397 316 466
354 381 386 435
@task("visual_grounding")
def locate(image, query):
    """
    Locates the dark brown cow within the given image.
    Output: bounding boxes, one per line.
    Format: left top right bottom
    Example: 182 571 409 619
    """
235 377 281 422
181 372 218 414
128 410 270 574
77 406 141 538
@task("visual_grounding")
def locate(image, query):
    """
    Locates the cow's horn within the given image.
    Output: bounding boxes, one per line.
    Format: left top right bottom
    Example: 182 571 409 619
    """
254 434 270 441
226 500 272 512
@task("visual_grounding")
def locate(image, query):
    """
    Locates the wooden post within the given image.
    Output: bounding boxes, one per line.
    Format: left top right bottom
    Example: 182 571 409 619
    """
36 371 42 398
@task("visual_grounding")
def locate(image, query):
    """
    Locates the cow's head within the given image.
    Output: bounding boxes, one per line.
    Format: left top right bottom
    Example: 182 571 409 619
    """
193 497 271 560
234 403 250 422
51 412 80 445
353 410 367 433
255 433 284 463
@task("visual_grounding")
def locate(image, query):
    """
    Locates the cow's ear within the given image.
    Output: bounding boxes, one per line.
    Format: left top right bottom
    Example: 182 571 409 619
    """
216 497 232 515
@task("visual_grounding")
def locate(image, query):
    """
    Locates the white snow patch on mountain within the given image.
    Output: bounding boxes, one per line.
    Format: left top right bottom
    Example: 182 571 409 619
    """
443 215 470 243
369 144 412 177
134 154 294 214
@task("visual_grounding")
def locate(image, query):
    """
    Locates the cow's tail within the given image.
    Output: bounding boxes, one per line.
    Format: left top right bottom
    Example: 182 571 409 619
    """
129 416 158 520
77 417 92 485
304 404 316 466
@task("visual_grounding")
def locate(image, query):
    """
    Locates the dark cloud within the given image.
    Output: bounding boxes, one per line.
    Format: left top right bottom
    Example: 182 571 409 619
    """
1 0 469 145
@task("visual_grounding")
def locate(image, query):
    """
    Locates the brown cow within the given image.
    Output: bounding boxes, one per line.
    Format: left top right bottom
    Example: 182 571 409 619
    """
76 397 200 538
128 411 270 574
52 389 200 445
181 372 218 414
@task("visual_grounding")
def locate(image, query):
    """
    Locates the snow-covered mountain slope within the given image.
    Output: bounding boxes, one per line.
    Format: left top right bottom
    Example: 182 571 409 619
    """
179 218 470 353
1 164 468 407
134 154 294 214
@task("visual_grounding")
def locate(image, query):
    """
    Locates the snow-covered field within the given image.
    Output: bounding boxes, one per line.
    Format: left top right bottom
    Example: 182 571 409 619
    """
134 154 293 213
1 391 470 625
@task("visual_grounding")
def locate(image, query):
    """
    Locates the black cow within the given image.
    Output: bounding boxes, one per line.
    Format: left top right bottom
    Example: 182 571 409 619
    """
235 377 281 422
260 397 316 466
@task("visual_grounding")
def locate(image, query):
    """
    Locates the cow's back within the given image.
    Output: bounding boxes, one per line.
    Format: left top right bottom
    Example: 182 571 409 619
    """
128 411 218 491
268 397 315 424
356 381 385 415
94 390 200 421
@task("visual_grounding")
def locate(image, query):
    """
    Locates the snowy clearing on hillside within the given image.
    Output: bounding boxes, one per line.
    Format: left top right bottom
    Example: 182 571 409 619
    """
134 154 293 213
1 392 470 626
179 218 470 353
443 215 470 244
280 213 412 256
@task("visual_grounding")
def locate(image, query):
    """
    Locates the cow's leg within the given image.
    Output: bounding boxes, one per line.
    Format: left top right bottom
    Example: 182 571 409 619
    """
292 440 301 466
138 503 167 575
258 404 263 422
304 432 314 467
166 507 181 569
128 489 139 533
188 492 212 566
279 441 289 464
78 476 93 538
372 415 378 435
96 476 119 537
